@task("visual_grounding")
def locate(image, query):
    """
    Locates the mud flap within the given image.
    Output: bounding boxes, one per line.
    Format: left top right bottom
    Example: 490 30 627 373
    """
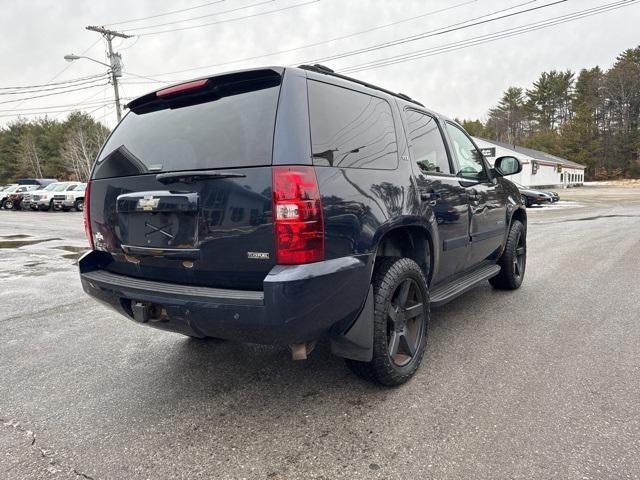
330 285 374 362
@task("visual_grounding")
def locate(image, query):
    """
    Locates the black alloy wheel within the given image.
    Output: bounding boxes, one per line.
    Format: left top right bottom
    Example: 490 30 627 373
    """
346 257 430 386
512 229 526 282
387 278 425 367
489 219 526 290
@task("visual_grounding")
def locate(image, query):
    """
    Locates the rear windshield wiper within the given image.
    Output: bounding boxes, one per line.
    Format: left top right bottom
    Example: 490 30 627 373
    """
156 170 246 184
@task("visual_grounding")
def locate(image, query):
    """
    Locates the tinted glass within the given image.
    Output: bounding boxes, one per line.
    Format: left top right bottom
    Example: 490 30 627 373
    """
309 81 398 170
405 110 451 174
446 122 487 180
93 83 281 179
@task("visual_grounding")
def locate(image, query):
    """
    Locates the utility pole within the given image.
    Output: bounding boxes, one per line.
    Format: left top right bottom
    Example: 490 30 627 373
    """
86 26 131 122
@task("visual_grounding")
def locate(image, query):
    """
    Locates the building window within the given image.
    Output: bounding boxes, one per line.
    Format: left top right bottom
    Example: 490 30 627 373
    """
230 207 244 222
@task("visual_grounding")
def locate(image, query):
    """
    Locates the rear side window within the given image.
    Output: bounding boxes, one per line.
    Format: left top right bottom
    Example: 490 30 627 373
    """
308 80 398 170
405 110 451 174
93 73 281 180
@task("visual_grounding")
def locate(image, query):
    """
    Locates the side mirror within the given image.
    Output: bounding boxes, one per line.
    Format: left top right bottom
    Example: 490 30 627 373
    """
493 156 522 177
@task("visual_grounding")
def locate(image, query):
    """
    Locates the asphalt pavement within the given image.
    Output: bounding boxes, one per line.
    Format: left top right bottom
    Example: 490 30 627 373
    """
1 185 639 479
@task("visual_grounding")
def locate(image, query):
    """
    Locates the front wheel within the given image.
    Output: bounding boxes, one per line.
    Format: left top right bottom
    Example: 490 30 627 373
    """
346 257 429 386
74 199 84 212
489 219 526 290
4 200 13 210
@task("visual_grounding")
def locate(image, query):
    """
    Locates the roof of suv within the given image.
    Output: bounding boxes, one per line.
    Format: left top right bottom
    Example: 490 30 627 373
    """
126 65 450 121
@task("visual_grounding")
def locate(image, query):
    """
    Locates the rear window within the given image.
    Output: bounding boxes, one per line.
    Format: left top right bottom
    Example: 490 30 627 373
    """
308 80 398 170
93 72 282 180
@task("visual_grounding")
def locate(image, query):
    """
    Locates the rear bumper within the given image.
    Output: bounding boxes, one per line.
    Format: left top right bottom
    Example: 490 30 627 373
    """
79 251 372 345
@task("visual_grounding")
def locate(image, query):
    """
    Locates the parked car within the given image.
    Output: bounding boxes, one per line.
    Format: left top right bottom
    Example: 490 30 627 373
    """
32 182 83 211
2 185 39 209
53 183 86 211
513 181 560 207
29 182 60 210
22 182 59 210
79 65 527 386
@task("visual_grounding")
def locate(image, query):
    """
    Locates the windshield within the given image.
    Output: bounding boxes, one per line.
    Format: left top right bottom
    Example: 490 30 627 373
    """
93 72 282 180
4 186 18 193
52 183 70 191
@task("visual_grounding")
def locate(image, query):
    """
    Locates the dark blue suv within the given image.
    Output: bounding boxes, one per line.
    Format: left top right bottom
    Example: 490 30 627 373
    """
79 65 526 386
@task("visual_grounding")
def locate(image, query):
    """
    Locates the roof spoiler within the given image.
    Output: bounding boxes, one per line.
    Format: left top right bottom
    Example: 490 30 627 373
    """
127 68 284 114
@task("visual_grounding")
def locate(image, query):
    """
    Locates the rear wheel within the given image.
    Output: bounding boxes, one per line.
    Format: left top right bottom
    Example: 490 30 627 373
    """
489 219 526 290
521 195 531 208
346 257 429 386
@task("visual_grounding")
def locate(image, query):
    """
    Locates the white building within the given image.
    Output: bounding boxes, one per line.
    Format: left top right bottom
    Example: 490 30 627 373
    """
472 137 586 188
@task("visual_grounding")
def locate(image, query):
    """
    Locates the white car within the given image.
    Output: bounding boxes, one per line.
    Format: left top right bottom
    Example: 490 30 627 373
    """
53 183 87 211
32 182 84 211
1 185 38 209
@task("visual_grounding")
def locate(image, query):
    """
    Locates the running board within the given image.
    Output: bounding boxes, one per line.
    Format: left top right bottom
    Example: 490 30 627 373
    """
430 264 501 308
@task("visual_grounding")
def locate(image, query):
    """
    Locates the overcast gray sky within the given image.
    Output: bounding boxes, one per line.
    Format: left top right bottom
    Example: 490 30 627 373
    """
1 0 638 127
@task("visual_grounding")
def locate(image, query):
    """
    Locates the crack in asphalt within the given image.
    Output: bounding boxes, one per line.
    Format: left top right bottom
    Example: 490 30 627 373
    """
0 299 89 324
1 417 96 479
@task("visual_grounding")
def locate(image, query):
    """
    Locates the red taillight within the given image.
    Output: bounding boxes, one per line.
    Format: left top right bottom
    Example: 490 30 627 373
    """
156 79 209 97
272 166 324 265
84 180 94 250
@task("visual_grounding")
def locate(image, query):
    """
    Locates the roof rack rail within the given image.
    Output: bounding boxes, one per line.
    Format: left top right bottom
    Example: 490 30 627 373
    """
298 64 424 107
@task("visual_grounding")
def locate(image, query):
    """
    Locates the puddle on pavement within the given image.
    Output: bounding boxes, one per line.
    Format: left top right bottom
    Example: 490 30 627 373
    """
0 234 31 239
57 246 87 264
0 238 61 248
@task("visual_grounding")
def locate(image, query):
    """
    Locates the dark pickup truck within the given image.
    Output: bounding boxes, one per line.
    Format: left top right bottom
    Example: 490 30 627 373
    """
80 65 527 386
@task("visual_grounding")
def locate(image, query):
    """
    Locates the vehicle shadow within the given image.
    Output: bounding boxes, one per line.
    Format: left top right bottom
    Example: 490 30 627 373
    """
126 282 504 417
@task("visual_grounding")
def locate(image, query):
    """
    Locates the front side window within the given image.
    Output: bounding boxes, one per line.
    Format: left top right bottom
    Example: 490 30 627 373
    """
405 110 451 174
446 122 488 180
309 80 398 170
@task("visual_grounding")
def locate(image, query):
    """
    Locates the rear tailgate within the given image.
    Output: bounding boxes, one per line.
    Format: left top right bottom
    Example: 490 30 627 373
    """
88 69 282 290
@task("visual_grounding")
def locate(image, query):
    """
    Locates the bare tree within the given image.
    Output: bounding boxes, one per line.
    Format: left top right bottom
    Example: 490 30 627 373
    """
60 121 109 181
17 133 43 178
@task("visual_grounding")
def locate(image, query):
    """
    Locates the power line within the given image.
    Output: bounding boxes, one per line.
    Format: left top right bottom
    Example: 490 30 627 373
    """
144 0 480 78
299 0 568 66
104 0 226 27
122 0 275 32
0 82 110 106
47 38 103 84
0 98 128 113
0 75 110 96
0 73 109 91
0 100 118 118
9 38 103 113
133 0 321 36
121 71 171 84
341 0 638 73
339 0 639 74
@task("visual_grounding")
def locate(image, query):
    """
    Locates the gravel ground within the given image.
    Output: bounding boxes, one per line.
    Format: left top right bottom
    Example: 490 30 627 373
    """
1 185 639 479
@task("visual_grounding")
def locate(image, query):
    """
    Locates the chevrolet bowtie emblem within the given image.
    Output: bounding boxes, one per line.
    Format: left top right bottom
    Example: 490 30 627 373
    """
138 197 160 211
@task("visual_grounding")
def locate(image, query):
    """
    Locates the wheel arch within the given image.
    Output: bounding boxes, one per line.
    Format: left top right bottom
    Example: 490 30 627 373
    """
510 206 527 232
373 225 434 285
